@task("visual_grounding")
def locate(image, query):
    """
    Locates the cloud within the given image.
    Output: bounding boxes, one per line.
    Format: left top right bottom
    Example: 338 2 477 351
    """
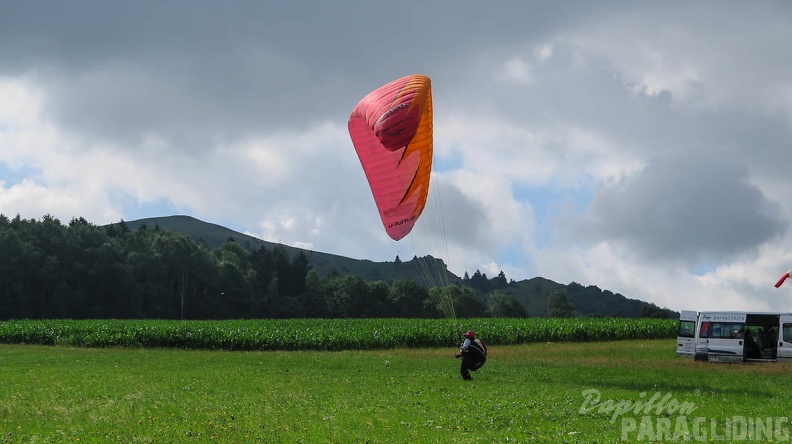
572 151 787 266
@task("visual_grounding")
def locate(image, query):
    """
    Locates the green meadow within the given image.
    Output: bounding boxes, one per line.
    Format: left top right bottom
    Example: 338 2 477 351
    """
3 338 792 443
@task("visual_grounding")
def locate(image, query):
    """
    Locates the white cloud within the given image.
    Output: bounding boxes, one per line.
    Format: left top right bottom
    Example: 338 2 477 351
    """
499 56 534 84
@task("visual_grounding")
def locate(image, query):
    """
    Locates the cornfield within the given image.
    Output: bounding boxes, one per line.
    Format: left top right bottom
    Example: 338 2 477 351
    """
0 318 676 351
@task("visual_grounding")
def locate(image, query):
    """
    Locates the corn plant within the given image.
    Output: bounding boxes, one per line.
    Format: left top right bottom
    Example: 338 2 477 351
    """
0 318 676 351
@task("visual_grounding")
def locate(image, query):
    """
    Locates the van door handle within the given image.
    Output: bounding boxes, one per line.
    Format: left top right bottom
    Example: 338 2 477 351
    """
739 341 743 346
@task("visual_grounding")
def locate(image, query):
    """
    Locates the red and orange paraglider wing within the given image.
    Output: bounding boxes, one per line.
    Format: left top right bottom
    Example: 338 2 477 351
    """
348 74 433 241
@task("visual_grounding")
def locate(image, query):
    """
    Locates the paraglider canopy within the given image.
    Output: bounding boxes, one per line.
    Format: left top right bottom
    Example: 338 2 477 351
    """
348 74 433 241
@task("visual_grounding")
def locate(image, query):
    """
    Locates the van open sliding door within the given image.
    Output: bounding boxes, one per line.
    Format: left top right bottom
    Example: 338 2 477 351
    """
744 314 780 361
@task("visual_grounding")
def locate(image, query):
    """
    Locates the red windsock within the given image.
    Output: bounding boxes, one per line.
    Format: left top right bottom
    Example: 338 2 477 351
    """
775 270 792 288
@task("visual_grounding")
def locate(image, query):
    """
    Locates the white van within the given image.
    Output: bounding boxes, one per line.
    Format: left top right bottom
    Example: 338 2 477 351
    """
677 311 792 362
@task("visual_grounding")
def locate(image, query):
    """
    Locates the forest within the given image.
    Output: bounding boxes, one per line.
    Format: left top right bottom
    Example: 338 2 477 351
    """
0 214 673 320
0 214 531 320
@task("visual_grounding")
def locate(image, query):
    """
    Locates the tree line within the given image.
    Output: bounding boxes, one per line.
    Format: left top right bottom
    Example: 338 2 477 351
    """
0 215 534 320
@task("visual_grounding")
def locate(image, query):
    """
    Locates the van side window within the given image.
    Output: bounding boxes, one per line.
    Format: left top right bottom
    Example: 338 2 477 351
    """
705 322 744 338
783 323 792 342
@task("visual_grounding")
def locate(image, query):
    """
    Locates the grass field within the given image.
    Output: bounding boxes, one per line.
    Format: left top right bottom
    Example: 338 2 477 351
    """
2 339 791 443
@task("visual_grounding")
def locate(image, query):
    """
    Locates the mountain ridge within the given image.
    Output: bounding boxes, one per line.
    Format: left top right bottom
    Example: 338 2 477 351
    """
122 215 676 318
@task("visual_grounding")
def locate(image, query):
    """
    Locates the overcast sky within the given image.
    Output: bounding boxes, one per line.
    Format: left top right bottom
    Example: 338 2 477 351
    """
2 1 792 312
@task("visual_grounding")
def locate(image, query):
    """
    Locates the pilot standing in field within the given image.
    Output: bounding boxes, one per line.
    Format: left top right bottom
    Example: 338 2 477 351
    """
455 330 487 380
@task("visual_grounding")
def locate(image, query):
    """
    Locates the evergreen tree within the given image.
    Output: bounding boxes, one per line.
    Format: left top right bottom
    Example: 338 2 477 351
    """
469 270 489 292
491 271 508 289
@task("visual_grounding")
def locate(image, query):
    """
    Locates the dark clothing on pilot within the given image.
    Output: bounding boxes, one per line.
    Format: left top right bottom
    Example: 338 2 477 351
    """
458 337 487 380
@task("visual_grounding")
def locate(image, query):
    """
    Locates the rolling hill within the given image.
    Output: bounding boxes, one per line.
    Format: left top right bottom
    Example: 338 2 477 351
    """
122 215 676 318
122 215 460 286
